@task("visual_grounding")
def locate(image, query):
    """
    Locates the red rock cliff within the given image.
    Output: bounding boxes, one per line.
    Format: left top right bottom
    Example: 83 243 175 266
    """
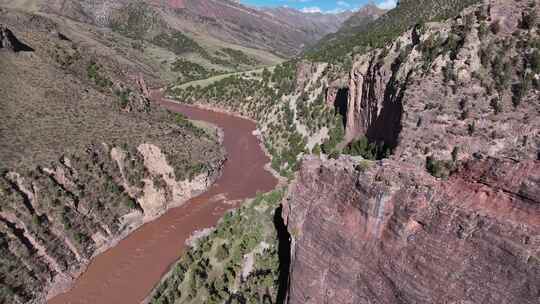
282 155 539 304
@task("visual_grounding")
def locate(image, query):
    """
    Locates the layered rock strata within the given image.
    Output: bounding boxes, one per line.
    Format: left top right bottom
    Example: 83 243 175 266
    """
283 155 540 304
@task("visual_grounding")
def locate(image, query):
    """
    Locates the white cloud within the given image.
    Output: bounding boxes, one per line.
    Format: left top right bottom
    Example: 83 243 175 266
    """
301 6 322 13
337 1 350 7
377 0 397 10
326 8 348 14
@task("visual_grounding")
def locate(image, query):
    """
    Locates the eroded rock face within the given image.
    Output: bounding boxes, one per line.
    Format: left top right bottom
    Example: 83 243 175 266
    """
282 156 540 304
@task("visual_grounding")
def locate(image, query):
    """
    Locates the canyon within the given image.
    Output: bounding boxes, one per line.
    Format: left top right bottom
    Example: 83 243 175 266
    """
1 0 539 303
168 1 539 303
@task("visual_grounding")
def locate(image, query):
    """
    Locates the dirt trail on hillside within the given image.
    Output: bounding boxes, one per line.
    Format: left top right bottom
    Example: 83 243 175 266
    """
48 93 277 304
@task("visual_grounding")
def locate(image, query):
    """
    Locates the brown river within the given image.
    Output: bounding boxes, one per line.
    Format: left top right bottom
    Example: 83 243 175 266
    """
48 96 278 304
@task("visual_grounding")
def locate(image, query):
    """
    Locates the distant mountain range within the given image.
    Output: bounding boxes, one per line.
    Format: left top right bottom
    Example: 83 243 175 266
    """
0 0 386 57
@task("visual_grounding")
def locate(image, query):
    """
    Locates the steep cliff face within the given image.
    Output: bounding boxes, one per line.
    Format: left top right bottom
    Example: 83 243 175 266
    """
343 0 539 165
282 1 540 303
282 155 539 304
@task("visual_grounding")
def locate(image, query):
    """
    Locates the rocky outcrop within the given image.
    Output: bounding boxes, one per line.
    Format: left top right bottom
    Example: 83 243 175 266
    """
345 37 411 148
343 0 539 165
282 155 540 304
325 78 349 108
295 61 319 93
137 72 151 100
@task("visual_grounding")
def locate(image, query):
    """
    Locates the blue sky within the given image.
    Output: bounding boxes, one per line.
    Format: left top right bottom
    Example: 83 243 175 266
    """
241 0 397 13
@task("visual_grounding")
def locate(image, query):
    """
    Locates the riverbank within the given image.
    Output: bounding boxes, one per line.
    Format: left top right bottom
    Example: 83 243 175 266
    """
159 90 288 188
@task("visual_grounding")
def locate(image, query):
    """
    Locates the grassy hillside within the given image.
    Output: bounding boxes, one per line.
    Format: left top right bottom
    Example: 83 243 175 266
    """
111 1 283 84
0 0 284 85
0 8 221 171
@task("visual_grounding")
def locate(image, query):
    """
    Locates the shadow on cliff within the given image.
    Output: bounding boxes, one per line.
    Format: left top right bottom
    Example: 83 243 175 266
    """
334 88 349 128
274 206 291 304
364 55 411 155
0 27 35 52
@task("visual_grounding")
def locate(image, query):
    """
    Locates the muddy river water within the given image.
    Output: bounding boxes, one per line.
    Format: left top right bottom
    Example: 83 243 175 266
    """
48 97 278 304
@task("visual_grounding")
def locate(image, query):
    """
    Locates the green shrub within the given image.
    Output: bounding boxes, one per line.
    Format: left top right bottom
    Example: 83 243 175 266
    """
490 98 502 114
74 232 89 245
87 62 98 79
170 59 223 85
468 122 476 135
528 49 540 73
32 214 41 226
329 151 340 159
125 198 138 210
426 156 444 177
87 62 113 88
451 147 460 163
152 31 203 55
355 160 372 172
215 244 229 261
512 73 532 107
221 48 257 66
490 20 501 34
312 144 322 156
491 56 512 92
521 10 537 29
321 116 345 154
115 89 131 108
478 21 489 39
344 137 392 160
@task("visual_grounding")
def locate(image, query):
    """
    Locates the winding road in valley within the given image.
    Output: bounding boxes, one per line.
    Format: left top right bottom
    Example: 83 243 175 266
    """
49 94 278 304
